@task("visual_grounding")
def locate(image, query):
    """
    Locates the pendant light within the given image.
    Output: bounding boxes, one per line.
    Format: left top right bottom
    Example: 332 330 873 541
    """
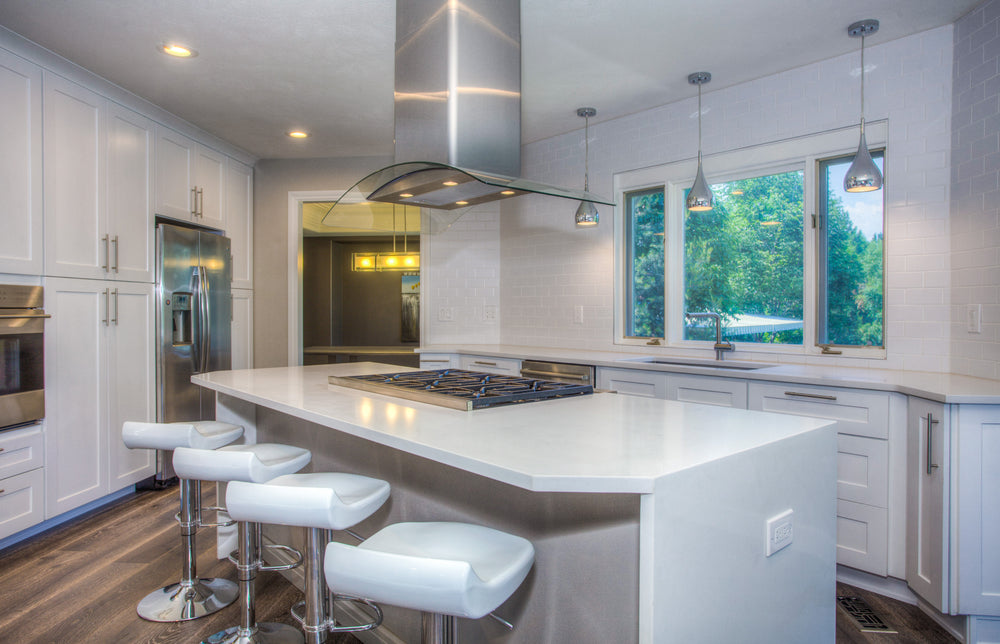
686 72 713 211
844 19 883 193
574 107 599 227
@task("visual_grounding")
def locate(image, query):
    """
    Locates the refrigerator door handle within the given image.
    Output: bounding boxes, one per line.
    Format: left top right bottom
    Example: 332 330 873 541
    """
198 265 211 373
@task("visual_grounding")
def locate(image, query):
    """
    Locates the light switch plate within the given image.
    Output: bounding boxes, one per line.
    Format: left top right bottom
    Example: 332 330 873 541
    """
967 304 982 333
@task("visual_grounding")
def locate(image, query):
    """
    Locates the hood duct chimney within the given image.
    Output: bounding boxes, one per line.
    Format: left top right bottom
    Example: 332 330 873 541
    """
322 0 614 233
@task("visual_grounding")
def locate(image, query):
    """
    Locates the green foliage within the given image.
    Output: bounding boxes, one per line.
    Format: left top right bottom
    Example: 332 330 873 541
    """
628 189 664 337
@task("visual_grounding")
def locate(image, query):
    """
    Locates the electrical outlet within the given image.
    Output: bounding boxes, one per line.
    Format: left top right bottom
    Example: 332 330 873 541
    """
968 304 982 334
437 307 454 322
573 306 584 325
484 305 497 321
765 509 794 557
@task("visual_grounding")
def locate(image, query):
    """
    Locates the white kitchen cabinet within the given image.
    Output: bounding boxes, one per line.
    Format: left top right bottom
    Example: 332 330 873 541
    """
0 49 43 275
419 353 457 369
749 381 894 576
0 424 45 540
458 355 520 375
906 397 950 613
597 367 668 398
155 125 226 229
232 288 254 370
105 102 155 283
227 159 253 289
665 373 747 408
44 278 155 517
42 72 106 280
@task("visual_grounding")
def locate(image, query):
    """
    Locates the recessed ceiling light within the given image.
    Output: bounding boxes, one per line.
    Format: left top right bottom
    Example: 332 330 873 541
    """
288 131 308 139
399 193 414 198
500 190 516 195
160 43 197 58
455 200 469 205
442 181 458 186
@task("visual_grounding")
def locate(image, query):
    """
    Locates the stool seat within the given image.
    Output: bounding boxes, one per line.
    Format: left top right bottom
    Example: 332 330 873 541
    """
173 443 312 483
122 420 244 451
324 522 534 620
227 472 391 531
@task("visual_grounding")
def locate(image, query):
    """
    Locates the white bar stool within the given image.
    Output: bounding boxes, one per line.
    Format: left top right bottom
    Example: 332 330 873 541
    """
324 522 535 644
121 420 245 622
226 472 392 644
173 443 312 644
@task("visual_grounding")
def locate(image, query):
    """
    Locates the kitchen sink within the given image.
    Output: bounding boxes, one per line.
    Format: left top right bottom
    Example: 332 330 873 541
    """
618 356 776 370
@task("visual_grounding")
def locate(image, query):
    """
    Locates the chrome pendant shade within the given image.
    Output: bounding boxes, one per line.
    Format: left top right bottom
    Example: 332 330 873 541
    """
575 107 599 227
844 19 883 193
686 72 713 212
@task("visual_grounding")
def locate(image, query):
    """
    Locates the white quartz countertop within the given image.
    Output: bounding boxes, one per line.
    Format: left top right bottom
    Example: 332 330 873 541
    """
419 344 1000 404
193 364 835 494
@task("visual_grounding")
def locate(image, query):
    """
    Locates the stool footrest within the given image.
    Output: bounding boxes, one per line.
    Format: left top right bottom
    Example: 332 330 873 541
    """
289 595 384 634
198 506 237 528
257 544 303 572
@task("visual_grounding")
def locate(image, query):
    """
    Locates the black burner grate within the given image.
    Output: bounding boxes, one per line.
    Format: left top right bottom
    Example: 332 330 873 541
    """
330 369 594 410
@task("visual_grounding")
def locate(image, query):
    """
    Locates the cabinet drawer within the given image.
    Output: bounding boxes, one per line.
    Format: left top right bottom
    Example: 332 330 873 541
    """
665 374 747 408
0 468 45 540
837 435 888 507
837 499 888 575
597 367 667 399
0 425 44 480
458 355 520 376
419 353 456 369
748 382 889 438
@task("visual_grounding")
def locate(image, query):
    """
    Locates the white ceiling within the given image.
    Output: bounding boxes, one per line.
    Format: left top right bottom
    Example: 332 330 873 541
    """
0 0 983 161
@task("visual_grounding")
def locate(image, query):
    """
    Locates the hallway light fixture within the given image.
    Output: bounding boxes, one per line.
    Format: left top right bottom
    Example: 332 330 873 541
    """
686 72 714 212
574 107 599 227
844 19 883 193
352 205 420 271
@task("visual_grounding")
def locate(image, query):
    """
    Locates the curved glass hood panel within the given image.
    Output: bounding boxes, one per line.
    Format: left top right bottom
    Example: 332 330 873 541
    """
320 162 615 234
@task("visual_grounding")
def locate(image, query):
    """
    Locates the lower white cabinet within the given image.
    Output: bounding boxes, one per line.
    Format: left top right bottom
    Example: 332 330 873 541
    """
597 367 667 398
665 373 747 408
419 353 457 369
232 288 254 370
44 278 155 517
458 355 520 375
0 424 45 540
836 499 888 575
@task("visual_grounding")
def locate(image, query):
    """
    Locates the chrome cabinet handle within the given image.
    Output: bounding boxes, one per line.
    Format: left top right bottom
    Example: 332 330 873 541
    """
198 187 204 217
926 412 940 475
103 288 110 325
111 288 119 325
191 187 198 216
112 235 119 273
102 234 110 271
472 360 497 366
784 390 837 401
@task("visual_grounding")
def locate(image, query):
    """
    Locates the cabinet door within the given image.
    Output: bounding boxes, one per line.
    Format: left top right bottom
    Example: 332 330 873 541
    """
107 283 156 489
155 125 195 222
232 288 254 370
194 145 226 229
106 103 154 282
748 382 890 439
43 72 107 279
837 434 888 507
597 367 668 398
0 50 43 275
227 159 253 288
837 499 888 575
906 397 950 613
44 278 109 517
419 353 457 369
665 373 747 408
458 355 520 375
0 469 45 541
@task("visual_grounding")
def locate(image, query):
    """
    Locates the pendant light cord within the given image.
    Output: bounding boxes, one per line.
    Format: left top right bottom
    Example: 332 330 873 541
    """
697 82 703 163
584 114 590 192
860 33 866 135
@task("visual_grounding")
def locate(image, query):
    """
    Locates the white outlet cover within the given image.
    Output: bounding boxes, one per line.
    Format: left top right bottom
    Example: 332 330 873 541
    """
765 509 794 557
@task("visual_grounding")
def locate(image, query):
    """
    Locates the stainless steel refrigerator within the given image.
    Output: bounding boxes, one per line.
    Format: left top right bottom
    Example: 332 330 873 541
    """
155 222 232 479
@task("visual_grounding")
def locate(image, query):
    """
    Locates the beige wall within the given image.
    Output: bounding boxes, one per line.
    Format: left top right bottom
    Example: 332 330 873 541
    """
252 156 392 367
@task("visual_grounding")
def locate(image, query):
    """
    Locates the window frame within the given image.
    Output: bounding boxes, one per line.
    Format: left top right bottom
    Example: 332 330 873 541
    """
613 123 887 359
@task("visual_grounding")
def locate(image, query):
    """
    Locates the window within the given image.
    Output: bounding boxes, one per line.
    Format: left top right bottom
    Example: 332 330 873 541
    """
616 126 886 357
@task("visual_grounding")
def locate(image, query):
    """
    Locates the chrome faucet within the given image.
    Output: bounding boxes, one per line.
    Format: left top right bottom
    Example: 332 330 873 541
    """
685 312 735 360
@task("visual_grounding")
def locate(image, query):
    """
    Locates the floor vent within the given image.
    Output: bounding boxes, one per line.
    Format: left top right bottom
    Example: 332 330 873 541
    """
837 595 899 633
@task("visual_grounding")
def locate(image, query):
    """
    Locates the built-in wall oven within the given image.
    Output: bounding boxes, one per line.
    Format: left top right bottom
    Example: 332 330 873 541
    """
0 285 48 431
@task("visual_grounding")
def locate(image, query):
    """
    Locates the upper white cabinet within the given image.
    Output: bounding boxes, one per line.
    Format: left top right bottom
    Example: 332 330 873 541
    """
155 125 226 229
42 74 154 282
0 49 42 275
227 159 253 288
43 72 106 280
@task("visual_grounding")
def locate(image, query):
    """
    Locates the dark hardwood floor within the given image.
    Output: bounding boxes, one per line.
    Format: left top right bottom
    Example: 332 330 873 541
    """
0 484 360 644
0 485 960 643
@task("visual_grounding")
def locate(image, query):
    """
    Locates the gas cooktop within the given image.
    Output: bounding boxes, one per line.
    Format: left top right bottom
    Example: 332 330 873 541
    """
328 369 594 411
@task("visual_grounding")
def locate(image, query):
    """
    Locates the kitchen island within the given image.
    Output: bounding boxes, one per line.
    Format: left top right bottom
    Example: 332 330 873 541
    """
194 363 838 643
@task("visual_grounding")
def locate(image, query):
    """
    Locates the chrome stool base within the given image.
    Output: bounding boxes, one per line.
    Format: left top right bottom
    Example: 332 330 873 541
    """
137 577 239 622
203 622 304 644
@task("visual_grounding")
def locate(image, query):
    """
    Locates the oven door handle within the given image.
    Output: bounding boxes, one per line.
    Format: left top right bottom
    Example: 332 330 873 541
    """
0 313 51 319
520 368 591 383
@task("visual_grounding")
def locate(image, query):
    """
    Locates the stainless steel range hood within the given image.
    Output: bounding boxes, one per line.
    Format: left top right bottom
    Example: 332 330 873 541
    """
322 0 613 232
